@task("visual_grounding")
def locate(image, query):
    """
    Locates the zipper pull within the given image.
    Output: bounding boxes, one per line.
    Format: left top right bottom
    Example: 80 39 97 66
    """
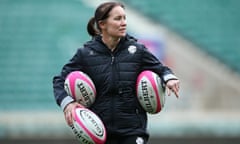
111 56 115 65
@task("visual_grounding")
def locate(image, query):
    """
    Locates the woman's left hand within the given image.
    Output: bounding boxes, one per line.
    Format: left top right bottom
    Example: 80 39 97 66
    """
166 79 180 98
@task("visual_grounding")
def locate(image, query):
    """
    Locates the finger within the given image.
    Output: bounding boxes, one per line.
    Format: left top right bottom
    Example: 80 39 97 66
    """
68 112 73 126
167 87 171 96
65 111 73 126
176 83 180 92
174 90 179 98
172 87 179 98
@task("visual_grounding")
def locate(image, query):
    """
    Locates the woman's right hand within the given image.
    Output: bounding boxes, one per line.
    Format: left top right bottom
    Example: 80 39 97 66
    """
63 102 83 126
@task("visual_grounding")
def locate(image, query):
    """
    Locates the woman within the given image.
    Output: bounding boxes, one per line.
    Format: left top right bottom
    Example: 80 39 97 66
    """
53 2 180 144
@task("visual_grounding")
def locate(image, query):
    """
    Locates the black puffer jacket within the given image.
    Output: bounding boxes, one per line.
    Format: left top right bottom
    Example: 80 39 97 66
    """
53 34 176 137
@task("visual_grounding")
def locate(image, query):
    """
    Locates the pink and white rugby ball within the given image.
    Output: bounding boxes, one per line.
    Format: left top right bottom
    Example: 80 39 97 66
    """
71 107 107 144
136 70 165 114
64 71 96 107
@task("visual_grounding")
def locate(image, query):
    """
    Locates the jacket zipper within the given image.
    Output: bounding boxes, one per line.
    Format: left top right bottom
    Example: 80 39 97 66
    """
110 53 116 130
111 55 115 65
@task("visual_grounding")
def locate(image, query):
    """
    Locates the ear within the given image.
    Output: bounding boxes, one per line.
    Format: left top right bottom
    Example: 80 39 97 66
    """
98 20 106 30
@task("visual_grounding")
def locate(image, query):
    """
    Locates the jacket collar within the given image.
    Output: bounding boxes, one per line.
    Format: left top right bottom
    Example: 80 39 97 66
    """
84 34 137 53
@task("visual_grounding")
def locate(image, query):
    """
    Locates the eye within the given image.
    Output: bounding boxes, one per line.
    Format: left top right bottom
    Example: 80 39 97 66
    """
114 16 122 21
114 15 126 21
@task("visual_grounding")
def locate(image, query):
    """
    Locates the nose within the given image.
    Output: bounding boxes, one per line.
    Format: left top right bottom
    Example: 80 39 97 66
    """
121 18 127 27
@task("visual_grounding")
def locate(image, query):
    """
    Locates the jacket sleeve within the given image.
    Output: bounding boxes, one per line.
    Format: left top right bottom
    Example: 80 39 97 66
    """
140 45 178 83
52 48 83 110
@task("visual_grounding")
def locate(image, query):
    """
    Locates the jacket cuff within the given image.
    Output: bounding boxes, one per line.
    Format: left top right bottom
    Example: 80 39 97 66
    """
163 74 178 82
60 96 74 111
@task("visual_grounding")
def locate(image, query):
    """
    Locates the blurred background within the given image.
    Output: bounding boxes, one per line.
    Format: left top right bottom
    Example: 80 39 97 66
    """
0 0 240 143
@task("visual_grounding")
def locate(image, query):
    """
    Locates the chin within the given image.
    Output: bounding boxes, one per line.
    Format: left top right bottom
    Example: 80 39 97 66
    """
118 33 126 37
111 33 126 39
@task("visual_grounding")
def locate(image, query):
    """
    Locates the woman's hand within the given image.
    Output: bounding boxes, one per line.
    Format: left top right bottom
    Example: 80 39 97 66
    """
63 102 83 126
166 79 180 98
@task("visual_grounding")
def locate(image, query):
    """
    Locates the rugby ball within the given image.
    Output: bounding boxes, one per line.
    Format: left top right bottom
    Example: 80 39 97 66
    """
136 70 165 114
71 107 107 144
64 71 96 107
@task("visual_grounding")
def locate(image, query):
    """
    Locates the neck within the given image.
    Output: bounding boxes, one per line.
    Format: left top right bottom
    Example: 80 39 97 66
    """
102 35 121 51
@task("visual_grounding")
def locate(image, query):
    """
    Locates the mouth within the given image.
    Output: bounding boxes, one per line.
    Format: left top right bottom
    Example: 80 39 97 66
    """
119 28 126 32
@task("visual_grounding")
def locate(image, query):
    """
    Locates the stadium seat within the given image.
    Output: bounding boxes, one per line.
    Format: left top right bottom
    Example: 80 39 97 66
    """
0 0 93 110
121 0 240 73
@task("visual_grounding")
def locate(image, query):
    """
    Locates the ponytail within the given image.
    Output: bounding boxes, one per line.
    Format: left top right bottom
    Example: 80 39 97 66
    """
87 17 99 37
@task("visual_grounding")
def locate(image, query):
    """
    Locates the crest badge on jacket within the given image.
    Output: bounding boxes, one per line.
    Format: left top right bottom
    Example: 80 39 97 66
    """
128 45 137 54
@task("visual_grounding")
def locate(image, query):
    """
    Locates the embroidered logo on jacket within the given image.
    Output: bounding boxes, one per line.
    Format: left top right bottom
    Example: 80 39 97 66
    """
136 137 144 144
128 45 137 54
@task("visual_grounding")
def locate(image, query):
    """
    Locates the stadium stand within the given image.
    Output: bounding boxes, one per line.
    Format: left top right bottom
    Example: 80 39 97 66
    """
1 1 240 143
120 0 240 73
0 0 92 110
1 0 239 111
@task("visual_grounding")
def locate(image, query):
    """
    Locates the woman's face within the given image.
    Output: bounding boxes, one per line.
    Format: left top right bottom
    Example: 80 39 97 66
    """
100 6 127 38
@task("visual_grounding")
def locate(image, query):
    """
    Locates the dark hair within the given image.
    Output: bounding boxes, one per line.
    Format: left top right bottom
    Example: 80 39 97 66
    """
87 2 125 37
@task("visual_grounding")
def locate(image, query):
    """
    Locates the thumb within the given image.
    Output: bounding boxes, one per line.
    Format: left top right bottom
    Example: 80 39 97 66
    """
76 103 84 108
